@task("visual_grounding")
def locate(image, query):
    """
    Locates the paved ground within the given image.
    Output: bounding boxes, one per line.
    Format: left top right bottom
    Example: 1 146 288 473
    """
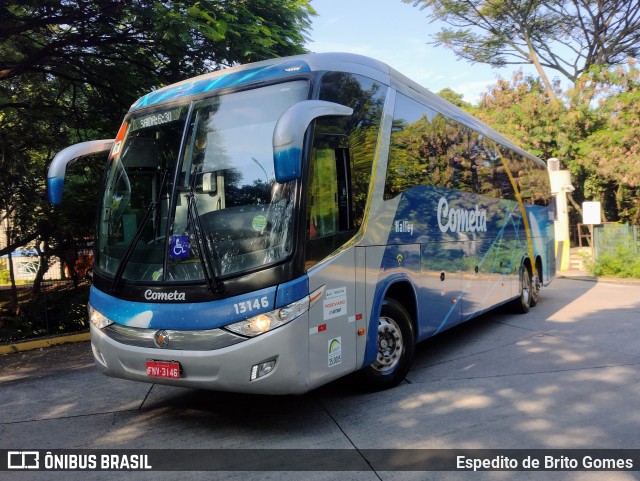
1 276 640 480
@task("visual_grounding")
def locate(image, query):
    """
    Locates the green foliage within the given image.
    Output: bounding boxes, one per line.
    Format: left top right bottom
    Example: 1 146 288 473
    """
461 60 640 224
474 72 565 159
0 269 9 284
405 0 640 99
587 246 640 278
437 87 474 110
0 282 91 342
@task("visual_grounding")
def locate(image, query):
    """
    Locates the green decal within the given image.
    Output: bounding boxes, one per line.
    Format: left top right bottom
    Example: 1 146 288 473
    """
252 215 268 232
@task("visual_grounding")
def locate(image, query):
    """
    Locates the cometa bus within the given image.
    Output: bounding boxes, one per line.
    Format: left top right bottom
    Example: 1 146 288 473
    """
48 53 555 394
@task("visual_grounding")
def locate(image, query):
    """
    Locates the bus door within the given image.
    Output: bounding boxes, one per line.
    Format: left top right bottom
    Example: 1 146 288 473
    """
305 146 359 388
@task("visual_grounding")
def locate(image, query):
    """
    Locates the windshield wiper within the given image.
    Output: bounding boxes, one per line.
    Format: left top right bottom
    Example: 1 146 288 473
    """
110 169 169 292
186 188 225 295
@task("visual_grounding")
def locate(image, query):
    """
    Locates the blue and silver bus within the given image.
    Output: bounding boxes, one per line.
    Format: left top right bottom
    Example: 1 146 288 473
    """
48 53 555 394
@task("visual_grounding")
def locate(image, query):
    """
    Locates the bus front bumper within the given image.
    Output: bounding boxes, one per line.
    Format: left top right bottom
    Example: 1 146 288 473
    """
89 318 310 395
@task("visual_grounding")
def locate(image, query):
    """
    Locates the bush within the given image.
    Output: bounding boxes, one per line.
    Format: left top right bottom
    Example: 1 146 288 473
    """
0 269 10 284
587 246 640 278
0 281 90 342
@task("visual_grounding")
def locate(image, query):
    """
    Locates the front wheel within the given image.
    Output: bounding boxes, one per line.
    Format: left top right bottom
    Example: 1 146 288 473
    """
358 299 415 391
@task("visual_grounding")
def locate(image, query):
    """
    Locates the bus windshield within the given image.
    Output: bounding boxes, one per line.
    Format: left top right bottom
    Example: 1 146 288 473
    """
96 81 309 283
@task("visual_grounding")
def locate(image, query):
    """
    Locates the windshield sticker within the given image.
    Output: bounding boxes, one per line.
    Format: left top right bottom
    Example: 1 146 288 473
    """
110 122 128 159
170 236 190 259
251 215 268 232
328 337 342 367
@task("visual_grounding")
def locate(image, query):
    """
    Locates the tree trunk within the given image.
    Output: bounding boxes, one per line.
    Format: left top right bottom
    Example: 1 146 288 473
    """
62 251 79 288
525 35 559 104
7 249 18 307
32 242 50 296
567 192 583 217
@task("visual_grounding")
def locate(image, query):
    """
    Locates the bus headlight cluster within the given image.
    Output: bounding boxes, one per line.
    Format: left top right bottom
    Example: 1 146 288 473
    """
88 305 114 330
224 294 314 338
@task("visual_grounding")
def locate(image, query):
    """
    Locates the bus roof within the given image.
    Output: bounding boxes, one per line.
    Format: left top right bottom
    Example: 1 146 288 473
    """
130 52 544 165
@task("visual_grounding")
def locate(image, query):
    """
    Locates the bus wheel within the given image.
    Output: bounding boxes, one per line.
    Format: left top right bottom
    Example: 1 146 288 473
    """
513 266 532 314
358 299 415 390
530 271 540 307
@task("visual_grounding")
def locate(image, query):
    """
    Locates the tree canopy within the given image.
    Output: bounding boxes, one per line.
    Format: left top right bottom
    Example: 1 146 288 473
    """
403 0 640 224
469 60 640 224
405 0 640 99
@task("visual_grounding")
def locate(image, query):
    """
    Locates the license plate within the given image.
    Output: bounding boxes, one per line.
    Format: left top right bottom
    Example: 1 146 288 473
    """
146 360 181 379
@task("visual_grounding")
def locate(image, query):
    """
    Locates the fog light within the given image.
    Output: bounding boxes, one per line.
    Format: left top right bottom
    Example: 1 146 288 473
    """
250 359 276 381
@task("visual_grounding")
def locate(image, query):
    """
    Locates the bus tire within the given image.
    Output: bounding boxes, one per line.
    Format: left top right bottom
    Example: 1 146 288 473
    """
513 265 532 314
358 299 415 391
530 275 540 307
530 261 541 307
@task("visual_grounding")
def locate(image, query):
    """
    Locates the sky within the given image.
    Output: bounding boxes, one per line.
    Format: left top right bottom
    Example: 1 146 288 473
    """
305 0 537 104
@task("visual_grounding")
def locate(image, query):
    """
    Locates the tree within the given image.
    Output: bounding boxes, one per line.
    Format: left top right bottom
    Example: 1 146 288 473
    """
572 61 640 223
0 0 315 293
470 63 640 224
437 87 475 109
0 1 314 84
474 71 567 159
404 0 640 100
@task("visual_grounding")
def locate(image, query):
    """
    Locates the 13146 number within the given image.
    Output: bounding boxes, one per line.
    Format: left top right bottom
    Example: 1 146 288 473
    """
233 296 269 315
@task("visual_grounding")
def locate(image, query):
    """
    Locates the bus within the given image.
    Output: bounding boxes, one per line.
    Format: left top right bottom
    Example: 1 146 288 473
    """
47 53 555 394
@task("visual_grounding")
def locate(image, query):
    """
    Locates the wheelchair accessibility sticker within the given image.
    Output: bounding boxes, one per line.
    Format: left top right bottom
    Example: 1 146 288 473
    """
170 236 190 259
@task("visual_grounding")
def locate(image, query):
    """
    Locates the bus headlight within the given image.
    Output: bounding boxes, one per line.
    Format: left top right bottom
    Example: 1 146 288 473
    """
88 305 114 330
225 297 309 337
224 287 324 338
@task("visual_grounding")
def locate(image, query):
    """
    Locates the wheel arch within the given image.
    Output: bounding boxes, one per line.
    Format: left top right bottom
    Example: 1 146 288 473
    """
362 275 417 368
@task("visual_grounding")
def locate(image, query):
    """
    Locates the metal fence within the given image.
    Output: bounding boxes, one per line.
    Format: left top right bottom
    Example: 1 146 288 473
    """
1 243 93 342
593 224 639 258
0 280 90 343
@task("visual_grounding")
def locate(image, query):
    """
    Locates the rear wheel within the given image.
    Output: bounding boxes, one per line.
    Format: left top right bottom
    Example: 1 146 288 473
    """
513 265 532 314
530 268 541 307
358 299 415 390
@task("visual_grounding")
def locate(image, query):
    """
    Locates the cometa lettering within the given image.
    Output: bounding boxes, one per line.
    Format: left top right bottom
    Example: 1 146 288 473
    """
144 289 186 301
437 197 487 234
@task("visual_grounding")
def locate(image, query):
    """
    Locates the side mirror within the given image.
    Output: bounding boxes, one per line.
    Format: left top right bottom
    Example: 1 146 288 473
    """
273 100 353 183
47 139 114 204
196 172 217 194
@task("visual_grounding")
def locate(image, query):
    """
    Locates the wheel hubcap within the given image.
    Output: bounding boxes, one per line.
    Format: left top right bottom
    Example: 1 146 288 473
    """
372 316 403 372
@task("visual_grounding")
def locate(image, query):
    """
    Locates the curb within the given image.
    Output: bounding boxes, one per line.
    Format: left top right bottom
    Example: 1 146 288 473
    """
558 273 640 285
557 274 597 282
0 332 90 355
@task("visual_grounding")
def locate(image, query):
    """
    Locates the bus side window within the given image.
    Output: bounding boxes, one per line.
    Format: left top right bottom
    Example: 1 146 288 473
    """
305 144 356 268
308 148 340 238
305 71 385 269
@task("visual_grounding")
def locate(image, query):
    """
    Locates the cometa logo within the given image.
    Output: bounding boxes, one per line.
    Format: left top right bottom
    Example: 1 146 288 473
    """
144 289 186 301
437 197 488 233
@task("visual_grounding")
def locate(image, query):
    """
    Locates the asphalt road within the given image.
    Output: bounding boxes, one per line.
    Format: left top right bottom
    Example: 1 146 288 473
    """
1 277 640 481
